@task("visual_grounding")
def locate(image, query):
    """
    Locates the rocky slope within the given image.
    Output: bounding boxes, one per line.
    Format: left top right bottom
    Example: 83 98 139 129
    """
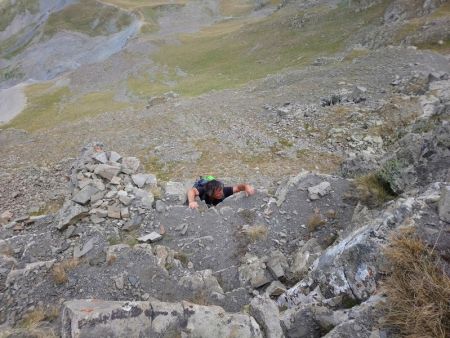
0 73 449 336
0 0 449 337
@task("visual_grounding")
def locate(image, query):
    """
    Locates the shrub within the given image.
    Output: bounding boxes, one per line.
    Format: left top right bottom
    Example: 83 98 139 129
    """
383 228 450 337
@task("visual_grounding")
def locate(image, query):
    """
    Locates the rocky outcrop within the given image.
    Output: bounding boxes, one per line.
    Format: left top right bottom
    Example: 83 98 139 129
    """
61 299 263 338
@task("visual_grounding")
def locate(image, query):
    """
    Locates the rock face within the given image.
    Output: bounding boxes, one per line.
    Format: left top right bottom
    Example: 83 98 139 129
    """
439 185 450 223
61 299 263 338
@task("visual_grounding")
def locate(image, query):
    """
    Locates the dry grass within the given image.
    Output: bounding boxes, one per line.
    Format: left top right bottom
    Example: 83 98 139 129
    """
20 306 59 328
307 209 326 232
52 258 80 285
241 225 268 242
353 173 397 208
325 209 337 220
107 254 117 266
10 305 60 338
383 228 450 337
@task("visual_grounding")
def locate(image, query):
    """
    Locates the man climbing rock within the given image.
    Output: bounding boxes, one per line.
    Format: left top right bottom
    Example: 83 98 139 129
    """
187 178 255 209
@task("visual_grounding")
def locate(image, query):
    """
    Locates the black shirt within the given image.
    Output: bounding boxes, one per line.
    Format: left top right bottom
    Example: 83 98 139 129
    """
197 186 234 206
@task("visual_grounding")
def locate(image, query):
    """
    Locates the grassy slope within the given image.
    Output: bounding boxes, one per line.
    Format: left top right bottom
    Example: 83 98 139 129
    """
128 1 389 97
0 0 40 32
393 2 450 52
42 0 133 38
4 83 130 132
3 1 390 133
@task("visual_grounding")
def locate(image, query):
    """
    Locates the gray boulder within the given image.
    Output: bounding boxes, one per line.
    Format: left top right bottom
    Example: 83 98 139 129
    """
438 185 450 223
61 299 263 338
94 164 121 181
290 238 322 278
132 173 157 188
280 305 321 338
183 301 263 338
121 157 140 174
56 201 89 230
179 269 224 296
164 181 186 202
71 184 99 205
250 296 283 338
239 255 273 288
308 181 331 200
61 299 153 338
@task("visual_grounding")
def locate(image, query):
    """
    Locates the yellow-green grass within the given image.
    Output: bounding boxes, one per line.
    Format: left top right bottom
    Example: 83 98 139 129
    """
429 2 450 19
219 0 282 17
101 0 188 11
127 70 178 98
42 0 133 38
5 83 129 132
417 38 450 54
0 0 40 32
0 27 34 59
129 0 390 97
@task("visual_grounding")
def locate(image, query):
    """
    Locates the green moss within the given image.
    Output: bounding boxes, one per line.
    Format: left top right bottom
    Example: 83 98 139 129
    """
0 0 40 31
341 294 362 309
416 39 450 53
42 0 133 38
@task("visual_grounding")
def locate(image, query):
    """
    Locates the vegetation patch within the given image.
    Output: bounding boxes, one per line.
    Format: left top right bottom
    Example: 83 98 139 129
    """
0 0 40 32
19 306 59 329
0 66 24 81
307 209 326 232
383 228 450 337
52 258 80 285
241 225 268 242
146 0 389 96
353 172 397 208
42 0 133 38
5 83 129 132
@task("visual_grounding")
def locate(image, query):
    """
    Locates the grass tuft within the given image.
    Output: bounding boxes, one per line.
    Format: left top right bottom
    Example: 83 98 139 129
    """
383 228 450 337
354 173 397 208
241 225 268 242
307 209 326 232
52 258 79 285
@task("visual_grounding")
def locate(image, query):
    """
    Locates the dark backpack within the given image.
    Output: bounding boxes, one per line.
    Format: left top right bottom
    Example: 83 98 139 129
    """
193 175 217 190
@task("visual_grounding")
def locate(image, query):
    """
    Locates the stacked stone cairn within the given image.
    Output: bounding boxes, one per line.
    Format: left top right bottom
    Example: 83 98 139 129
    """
56 143 159 232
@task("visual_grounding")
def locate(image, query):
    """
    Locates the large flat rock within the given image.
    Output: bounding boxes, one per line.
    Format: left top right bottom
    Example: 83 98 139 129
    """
61 299 263 338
